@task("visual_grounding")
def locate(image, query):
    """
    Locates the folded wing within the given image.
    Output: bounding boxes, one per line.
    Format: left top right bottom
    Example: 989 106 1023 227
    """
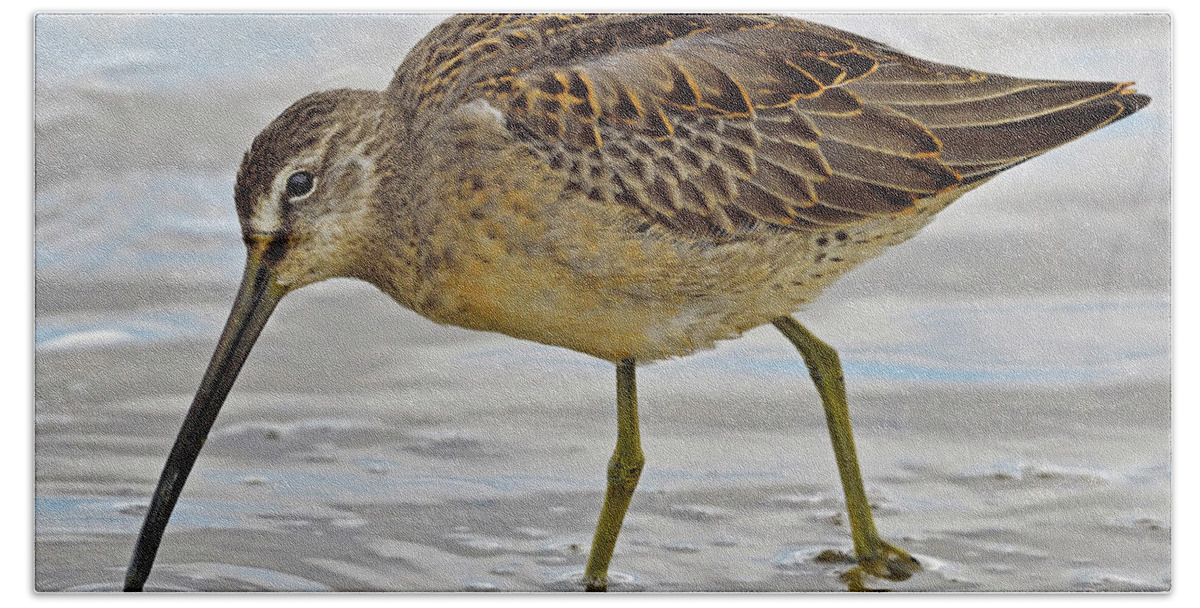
397 14 1150 235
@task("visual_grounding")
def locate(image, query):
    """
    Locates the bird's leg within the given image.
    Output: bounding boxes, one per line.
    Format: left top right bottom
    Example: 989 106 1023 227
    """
772 316 920 591
582 358 644 592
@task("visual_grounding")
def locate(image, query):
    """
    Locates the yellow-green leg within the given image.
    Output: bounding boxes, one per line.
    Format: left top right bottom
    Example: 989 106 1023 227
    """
583 358 644 592
772 316 920 591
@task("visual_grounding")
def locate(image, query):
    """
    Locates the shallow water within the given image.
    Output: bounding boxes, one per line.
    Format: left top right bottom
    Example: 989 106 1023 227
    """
34 280 1171 592
33 13 1171 593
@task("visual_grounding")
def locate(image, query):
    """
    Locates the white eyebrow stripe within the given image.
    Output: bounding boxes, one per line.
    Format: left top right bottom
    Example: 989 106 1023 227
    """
249 198 282 234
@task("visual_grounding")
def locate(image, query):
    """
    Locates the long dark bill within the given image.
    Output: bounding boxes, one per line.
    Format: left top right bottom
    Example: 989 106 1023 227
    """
124 238 289 591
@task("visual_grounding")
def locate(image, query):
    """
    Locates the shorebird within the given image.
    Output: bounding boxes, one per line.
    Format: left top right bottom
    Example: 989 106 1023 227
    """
124 14 1150 592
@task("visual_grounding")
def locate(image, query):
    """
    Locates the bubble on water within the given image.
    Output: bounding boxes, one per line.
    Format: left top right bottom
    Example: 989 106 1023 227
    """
208 418 385 456
404 429 486 458
532 541 586 566
464 579 501 591
364 538 428 564
771 492 839 510
667 503 725 522
976 541 1048 559
115 501 148 517
1074 570 1161 591
1111 512 1169 532
955 461 1114 484
446 533 507 556
489 562 520 576
511 526 550 540
362 459 391 474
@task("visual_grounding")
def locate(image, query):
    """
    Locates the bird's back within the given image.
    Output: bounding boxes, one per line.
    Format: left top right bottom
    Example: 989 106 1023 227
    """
379 14 1150 361
389 14 1148 238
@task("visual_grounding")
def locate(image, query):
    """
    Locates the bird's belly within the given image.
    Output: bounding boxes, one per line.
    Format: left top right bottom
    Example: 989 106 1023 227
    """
412 224 863 362
413 184 981 362
419 245 696 362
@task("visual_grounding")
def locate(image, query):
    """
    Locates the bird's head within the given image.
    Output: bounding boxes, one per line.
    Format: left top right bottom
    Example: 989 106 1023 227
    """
198 89 394 408
233 88 389 295
124 89 400 592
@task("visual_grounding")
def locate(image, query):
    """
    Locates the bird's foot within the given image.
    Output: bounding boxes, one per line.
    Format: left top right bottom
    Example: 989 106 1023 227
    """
583 575 607 592
840 540 920 592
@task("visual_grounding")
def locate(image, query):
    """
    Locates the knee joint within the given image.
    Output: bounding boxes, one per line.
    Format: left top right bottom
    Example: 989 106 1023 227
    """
607 452 645 483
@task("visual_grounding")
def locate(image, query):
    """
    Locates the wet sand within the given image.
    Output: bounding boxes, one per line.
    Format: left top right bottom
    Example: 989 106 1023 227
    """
34 277 1170 592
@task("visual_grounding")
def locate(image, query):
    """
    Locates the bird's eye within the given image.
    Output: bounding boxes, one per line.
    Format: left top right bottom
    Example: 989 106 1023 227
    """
285 171 315 199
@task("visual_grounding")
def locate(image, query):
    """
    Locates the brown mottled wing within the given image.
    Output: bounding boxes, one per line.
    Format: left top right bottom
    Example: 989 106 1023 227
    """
410 14 1150 234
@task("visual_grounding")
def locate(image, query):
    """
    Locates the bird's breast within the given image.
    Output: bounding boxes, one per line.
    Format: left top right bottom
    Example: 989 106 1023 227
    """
409 172 690 361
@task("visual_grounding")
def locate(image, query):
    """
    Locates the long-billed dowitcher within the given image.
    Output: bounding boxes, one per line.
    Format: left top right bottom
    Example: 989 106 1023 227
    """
123 14 1150 592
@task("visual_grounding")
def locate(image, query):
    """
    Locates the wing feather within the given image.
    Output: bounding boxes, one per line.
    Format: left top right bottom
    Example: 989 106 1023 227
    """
393 14 1151 235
